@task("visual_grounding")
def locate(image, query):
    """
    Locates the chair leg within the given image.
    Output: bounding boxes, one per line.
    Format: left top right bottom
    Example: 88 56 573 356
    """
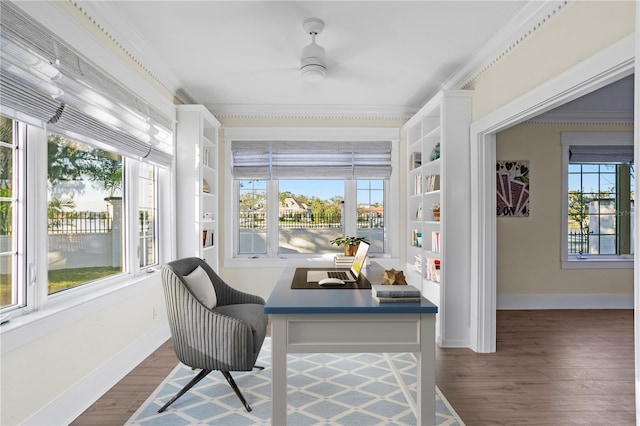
254 365 265 370
221 371 252 412
158 369 212 413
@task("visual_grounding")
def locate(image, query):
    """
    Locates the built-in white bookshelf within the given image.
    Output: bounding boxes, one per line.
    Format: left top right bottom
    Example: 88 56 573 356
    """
176 105 221 270
404 90 472 347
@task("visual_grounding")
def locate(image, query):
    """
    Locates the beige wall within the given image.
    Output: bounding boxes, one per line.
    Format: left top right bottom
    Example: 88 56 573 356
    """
496 122 633 297
216 117 406 299
466 1 635 120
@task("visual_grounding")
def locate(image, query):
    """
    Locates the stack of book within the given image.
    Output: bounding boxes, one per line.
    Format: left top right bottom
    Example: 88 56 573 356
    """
371 284 422 303
334 255 354 267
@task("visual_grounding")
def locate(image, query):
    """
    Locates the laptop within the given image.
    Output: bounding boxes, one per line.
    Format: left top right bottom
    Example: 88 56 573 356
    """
306 241 370 283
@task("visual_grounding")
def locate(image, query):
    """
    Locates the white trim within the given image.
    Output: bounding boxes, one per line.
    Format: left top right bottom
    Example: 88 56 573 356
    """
223 127 401 264
469 33 635 353
22 323 170 426
449 1 571 90
209 104 417 120
497 293 633 310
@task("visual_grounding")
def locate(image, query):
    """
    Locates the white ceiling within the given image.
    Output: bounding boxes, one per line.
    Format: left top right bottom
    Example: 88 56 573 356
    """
77 1 633 120
80 1 532 117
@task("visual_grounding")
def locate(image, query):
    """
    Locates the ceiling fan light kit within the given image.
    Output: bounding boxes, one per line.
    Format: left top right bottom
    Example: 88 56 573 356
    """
300 18 326 83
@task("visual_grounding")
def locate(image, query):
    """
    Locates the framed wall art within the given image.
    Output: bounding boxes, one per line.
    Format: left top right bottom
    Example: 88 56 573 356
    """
496 160 529 217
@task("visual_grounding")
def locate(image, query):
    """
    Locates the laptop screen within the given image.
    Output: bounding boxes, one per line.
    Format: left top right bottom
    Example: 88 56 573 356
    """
350 241 370 278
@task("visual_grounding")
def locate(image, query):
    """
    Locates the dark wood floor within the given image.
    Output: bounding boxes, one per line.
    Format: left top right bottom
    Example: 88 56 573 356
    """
72 310 635 425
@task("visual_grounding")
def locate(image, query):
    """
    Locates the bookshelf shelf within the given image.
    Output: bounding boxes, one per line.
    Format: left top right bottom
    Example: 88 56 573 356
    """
404 90 472 347
176 105 221 270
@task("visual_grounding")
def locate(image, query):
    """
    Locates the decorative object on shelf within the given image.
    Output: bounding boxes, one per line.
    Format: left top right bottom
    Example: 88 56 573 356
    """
202 178 210 193
496 160 530 217
431 202 440 222
381 269 407 285
203 212 213 220
410 152 422 169
329 236 368 256
430 142 440 161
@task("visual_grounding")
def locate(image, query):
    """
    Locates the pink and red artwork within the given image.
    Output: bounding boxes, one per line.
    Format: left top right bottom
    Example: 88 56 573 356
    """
496 161 529 217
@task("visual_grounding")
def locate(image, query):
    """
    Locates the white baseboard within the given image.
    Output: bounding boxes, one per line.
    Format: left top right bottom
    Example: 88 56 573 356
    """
497 293 633 310
23 323 171 426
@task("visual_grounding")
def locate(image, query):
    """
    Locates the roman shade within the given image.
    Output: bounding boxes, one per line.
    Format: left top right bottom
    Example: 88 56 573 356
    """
0 2 173 166
231 140 392 179
569 145 634 164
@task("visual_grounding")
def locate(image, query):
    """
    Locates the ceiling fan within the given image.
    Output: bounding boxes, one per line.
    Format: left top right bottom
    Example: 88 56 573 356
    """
300 18 326 83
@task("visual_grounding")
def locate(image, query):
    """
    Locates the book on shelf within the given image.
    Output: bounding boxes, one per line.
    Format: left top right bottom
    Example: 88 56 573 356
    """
431 231 441 253
425 174 440 192
334 255 354 266
414 254 422 271
374 296 422 303
414 173 423 195
202 229 214 247
425 257 441 282
371 284 421 298
411 229 422 247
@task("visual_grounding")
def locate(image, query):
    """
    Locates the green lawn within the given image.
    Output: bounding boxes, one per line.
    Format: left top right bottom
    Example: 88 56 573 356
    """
1 266 122 305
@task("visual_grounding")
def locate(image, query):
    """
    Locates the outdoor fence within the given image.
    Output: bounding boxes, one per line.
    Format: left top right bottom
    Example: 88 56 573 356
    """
48 211 112 234
240 212 384 229
568 230 589 254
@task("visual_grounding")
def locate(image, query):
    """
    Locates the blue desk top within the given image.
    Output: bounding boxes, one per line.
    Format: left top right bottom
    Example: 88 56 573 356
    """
265 261 438 314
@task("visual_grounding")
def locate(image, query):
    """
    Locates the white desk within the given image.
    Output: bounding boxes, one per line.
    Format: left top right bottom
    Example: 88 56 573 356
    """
264 261 438 425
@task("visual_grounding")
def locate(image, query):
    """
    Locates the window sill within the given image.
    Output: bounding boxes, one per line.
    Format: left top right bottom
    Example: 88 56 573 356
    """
562 256 633 269
224 254 392 269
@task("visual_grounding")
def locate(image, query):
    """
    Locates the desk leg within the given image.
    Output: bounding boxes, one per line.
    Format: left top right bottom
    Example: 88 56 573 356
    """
417 313 436 426
271 315 287 425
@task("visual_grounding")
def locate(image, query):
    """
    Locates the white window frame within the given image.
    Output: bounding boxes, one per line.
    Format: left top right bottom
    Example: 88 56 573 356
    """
1 116 170 323
561 131 634 269
224 127 400 268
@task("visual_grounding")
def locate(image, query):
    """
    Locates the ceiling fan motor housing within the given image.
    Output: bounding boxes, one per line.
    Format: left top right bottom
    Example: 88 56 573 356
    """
300 18 326 82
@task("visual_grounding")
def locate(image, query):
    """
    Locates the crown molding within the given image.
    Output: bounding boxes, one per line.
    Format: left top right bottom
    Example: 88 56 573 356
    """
207 104 419 120
441 0 571 91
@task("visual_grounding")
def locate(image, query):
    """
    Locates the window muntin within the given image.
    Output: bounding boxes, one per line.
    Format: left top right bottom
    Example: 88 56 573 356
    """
47 132 124 294
356 179 385 254
567 163 634 256
0 115 19 309
138 162 157 268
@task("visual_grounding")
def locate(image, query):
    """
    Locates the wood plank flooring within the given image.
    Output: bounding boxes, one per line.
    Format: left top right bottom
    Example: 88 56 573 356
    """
72 310 634 425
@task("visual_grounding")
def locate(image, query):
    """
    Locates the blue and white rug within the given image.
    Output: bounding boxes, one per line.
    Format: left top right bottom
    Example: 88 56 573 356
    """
127 338 463 425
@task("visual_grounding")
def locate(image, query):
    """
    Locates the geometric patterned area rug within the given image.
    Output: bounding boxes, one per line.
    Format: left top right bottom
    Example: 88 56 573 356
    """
126 338 464 425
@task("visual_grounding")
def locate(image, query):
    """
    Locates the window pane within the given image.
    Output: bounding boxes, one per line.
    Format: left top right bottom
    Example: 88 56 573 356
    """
0 115 16 309
278 180 343 254
567 162 632 257
139 163 157 267
47 133 123 294
239 180 267 254
357 180 384 253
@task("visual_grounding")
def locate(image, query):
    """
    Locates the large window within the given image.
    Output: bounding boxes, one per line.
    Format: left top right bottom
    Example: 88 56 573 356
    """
226 128 398 263
562 132 634 267
47 133 124 294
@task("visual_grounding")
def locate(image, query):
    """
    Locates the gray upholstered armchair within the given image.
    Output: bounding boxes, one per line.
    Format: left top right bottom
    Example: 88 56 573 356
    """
159 257 267 413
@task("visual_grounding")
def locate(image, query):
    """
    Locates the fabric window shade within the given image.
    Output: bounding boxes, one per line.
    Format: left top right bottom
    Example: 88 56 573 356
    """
569 145 634 164
231 141 392 179
0 2 173 166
